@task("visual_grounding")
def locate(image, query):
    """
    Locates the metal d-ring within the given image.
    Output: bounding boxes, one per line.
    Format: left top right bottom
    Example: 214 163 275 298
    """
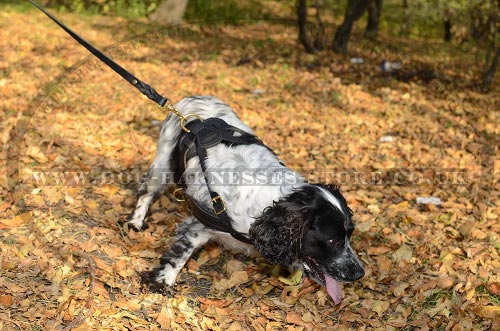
170 187 186 202
180 113 204 133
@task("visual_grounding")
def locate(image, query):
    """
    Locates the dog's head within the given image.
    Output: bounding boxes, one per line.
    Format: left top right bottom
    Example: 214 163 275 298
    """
250 184 364 305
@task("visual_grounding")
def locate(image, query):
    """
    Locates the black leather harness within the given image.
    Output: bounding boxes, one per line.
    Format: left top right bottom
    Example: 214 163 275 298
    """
175 118 269 244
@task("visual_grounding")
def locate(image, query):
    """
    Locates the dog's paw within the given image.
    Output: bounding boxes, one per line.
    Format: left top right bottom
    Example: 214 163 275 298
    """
140 269 176 296
125 213 149 232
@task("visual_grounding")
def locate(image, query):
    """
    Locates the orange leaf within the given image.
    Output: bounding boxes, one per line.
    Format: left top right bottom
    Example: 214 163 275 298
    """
0 211 32 229
156 306 170 330
368 246 392 255
0 294 14 307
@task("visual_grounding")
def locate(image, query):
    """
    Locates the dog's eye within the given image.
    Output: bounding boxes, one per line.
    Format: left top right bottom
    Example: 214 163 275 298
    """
328 239 343 248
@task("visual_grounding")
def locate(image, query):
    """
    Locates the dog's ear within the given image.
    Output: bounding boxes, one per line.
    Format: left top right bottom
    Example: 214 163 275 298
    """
317 183 353 216
250 190 314 266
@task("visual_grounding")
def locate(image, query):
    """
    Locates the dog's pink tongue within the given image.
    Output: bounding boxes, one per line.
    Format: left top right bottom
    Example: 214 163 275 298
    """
325 275 342 305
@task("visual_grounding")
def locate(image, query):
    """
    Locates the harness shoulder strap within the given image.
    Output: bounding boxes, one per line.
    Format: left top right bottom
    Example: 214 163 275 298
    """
176 119 260 244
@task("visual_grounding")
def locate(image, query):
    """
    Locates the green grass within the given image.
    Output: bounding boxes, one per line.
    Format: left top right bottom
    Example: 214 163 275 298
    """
476 285 500 305
0 0 36 13
4 0 480 42
184 0 269 22
9 0 270 21
421 289 454 309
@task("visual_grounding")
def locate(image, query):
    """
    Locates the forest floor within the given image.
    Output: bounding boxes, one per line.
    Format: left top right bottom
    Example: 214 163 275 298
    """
0 4 499 331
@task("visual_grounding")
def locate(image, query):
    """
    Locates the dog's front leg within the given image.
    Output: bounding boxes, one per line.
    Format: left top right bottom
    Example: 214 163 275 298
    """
145 217 212 290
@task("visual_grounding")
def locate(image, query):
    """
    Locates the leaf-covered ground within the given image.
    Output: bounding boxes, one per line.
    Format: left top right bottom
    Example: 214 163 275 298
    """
1 5 499 331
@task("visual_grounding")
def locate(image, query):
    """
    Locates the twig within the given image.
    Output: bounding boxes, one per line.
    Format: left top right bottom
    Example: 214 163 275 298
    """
0 315 24 331
141 304 152 322
62 250 96 331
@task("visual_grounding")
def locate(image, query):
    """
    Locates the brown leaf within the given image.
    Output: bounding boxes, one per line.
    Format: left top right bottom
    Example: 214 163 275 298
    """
102 245 124 259
392 245 413 263
488 282 500 295
376 256 393 279
437 276 455 289
26 145 48 163
286 312 314 331
472 305 500 319
213 270 249 292
391 282 409 297
225 259 245 273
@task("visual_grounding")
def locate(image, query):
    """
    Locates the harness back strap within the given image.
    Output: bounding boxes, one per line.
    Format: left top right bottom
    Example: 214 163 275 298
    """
177 118 267 244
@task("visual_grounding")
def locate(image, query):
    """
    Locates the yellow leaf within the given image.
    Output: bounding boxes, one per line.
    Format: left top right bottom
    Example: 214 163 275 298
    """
156 306 170 330
279 269 303 286
26 145 48 163
371 300 390 317
466 288 476 301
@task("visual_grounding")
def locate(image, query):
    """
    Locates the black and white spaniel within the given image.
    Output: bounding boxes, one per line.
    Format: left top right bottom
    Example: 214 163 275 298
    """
127 96 364 305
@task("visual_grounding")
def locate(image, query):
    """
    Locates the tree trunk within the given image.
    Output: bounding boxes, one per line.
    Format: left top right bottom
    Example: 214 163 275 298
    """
399 0 412 37
149 0 189 24
482 47 499 92
331 0 371 53
443 8 452 42
297 0 317 53
443 19 452 41
364 0 383 39
313 0 325 51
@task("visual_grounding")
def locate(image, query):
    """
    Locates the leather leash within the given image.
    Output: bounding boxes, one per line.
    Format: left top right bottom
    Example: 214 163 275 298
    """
31 1 255 244
30 0 169 107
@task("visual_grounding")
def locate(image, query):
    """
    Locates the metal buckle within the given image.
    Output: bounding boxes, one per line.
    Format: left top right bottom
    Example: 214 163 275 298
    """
211 196 225 215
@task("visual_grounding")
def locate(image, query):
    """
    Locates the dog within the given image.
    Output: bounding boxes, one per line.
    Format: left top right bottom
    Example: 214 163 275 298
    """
127 96 364 305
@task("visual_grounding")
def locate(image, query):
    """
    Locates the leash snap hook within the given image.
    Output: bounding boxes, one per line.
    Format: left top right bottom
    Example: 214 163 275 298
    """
180 114 204 133
158 102 203 133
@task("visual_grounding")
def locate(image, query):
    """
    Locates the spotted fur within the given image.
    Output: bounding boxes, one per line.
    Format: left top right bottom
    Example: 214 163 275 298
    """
127 96 364 295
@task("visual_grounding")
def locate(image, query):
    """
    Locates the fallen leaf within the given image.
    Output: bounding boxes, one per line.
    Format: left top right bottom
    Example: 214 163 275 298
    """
157 306 170 330
368 246 392 255
225 259 245 273
279 270 303 286
0 211 32 229
286 312 314 331
213 270 249 292
371 300 390 317
0 294 13 307
472 305 500 319
392 282 409 296
488 282 500 295
393 245 413 263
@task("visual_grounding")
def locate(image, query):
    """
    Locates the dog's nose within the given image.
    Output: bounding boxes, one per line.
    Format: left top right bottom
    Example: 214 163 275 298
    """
353 267 365 280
